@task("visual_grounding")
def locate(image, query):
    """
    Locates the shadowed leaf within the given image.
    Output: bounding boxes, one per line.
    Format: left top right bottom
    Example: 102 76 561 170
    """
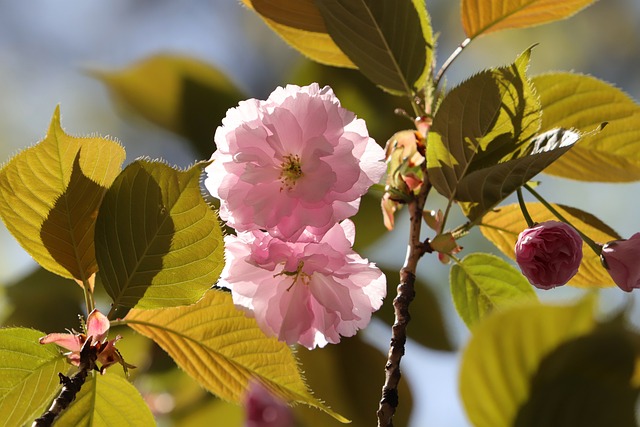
314 0 432 95
252 0 326 32
90 54 245 158
95 160 224 312
514 323 639 427
0 106 125 283
533 73 640 182
125 289 349 423
459 297 596 427
0 328 68 426
451 253 538 328
295 334 413 426
480 202 619 287
376 267 453 351
427 48 540 207
54 374 155 427
461 0 596 39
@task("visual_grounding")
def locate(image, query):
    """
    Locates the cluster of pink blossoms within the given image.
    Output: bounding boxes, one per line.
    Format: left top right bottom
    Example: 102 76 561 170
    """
205 83 387 349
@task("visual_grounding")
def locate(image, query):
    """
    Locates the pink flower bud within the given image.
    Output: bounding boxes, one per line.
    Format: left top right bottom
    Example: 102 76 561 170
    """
601 233 640 292
515 221 583 289
244 380 294 427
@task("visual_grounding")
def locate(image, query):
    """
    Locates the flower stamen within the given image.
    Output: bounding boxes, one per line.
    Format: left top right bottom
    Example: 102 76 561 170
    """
279 154 303 192
273 260 309 291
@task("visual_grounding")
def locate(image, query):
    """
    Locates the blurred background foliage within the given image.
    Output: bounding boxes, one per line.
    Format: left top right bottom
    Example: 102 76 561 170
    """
0 1 639 426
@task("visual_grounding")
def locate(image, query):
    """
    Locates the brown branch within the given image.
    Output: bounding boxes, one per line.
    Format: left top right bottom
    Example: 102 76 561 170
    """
377 181 431 426
32 340 98 427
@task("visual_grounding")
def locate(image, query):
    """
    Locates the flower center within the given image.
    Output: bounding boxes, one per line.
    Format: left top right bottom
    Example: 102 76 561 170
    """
274 260 310 291
279 154 303 191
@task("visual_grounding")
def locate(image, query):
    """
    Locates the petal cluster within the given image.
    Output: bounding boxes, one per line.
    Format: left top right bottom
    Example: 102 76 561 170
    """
39 309 133 373
515 221 583 289
204 83 385 241
220 221 386 349
601 233 640 292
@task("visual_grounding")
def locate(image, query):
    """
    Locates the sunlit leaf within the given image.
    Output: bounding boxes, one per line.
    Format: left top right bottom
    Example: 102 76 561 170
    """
0 328 68 426
533 73 640 182
315 0 432 95
376 267 453 351
479 202 619 287
54 374 155 427
89 54 245 158
95 160 224 312
451 253 538 328
461 0 596 39
427 48 541 209
514 322 639 427
242 0 354 68
459 297 596 427
295 334 413 426
0 106 125 283
125 289 348 423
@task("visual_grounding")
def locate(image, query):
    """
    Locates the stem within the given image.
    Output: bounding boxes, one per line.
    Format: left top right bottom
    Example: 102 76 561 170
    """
32 339 98 426
377 181 431 427
83 285 94 315
524 184 602 255
434 38 471 89
516 188 535 227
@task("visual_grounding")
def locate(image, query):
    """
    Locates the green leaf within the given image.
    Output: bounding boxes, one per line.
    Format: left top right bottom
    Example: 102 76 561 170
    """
125 289 348 423
89 54 245 158
533 73 640 182
461 0 596 39
95 160 224 311
54 374 155 426
242 0 355 68
0 328 68 426
514 322 639 427
0 106 125 283
480 202 620 288
427 48 541 208
314 0 432 95
459 296 596 427
295 334 413 427
450 253 538 328
376 267 453 351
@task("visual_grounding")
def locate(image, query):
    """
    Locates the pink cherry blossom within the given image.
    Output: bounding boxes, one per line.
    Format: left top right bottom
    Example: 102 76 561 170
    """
39 309 134 374
243 380 294 427
601 232 640 292
204 83 385 241
515 221 583 290
219 220 386 349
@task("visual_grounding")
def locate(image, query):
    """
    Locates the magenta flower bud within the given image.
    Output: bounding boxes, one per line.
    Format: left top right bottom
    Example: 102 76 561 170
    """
601 233 640 292
515 221 583 289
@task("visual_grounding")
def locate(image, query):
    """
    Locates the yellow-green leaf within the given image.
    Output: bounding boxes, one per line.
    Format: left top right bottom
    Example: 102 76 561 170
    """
461 0 596 39
0 106 125 283
95 160 224 311
89 54 245 158
451 253 538 328
242 0 355 68
54 374 155 427
533 73 640 182
0 328 68 426
459 297 596 427
479 202 619 287
125 289 348 423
